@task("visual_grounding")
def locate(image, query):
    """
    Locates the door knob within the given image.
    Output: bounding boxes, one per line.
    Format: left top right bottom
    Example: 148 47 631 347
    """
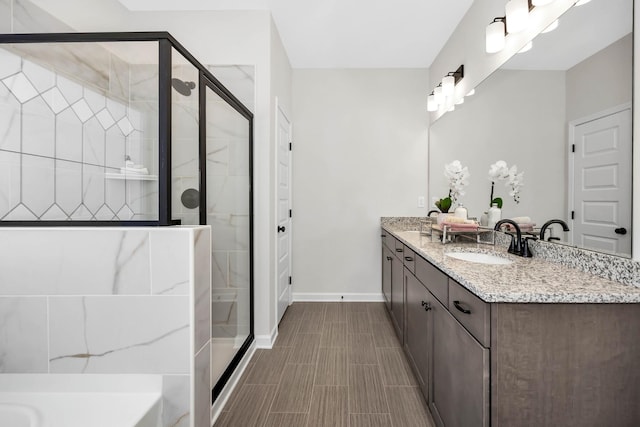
614 227 627 235
277 225 286 233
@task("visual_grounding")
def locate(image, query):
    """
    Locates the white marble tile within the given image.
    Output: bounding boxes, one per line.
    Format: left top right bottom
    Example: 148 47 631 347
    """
71 99 93 123
83 89 105 115
55 107 82 162
56 75 83 105
194 228 211 353
0 150 20 219
149 231 190 296
205 175 250 215
117 116 134 137
229 251 250 288
205 99 248 140
130 64 158 102
95 205 116 220
105 126 126 168
83 117 105 166
22 95 55 157
0 83 21 152
208 214 250 251
22 154 54 217
172 102 199 142
0 230 151 295
228 137 250 177
0 297 48 373
82 164 105 214
41 204 67 220
0 48 20 80
116 205 135 221
161 375 190 427
105 171 126 214
207 65 255 113
205 137 229 176
106 98 126 122
12 0 73 33
172 138 199 178
22 59 54 94
2 72 38 103
108 54 130 103
41 87 69 114
194 342 211 427
55 159 82 215
70 204 92 220
211 251 228 289
49 296 190 374
96 108 115 130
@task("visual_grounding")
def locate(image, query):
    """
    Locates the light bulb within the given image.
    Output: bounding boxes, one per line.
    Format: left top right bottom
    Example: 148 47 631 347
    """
486 20 506 53
467 88 475 97
434 86 444 105
541 19 559 33
442 75 455 97
518 41 533 53
427 94 437 112
455 96 465 105
505 0 529 33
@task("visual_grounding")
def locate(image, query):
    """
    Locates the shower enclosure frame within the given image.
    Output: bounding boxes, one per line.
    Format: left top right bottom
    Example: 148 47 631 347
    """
0 32 255 404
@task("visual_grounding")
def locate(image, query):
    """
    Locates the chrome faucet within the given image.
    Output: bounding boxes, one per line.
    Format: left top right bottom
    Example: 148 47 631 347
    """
427 210 440 217
539 219 570 242
494 219 535 257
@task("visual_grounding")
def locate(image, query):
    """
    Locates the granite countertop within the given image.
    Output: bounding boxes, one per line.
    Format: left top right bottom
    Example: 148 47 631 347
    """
384 225 640 304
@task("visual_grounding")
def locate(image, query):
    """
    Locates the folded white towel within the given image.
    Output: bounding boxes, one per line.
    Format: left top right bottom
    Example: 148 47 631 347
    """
120 167 149 175
510 216 531 224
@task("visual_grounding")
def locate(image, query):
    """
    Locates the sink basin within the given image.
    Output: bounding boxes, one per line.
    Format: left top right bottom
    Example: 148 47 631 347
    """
445 251 513 265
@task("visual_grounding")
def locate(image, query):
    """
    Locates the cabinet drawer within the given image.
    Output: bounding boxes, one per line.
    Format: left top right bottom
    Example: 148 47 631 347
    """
448 279 490 348
381 229 389 248
415 256 448 306
394 238 405 257
403 246 416 274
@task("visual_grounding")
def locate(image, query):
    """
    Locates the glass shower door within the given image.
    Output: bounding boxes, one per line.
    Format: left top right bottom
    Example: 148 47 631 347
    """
202 77 253 397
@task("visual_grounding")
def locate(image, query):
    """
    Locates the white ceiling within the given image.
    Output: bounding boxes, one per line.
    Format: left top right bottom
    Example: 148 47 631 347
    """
117 0 474 68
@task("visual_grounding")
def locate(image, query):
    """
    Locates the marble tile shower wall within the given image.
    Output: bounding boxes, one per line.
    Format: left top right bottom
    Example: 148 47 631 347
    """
0 44 159 221
0 226 211 427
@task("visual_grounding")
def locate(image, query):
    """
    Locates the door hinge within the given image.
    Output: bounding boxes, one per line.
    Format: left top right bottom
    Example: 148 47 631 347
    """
571 211 575 220
571 144 575 153
289 209 292 218
289 142 292 151
288 276 292 285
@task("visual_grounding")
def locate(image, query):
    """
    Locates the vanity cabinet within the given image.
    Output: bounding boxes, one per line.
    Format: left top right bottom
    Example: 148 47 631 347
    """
381 243 393 311
381 229 640 426
404 270 435 399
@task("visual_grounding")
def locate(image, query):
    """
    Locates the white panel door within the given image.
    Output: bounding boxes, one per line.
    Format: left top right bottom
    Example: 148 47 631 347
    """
572 107 632 256
276 104 292 324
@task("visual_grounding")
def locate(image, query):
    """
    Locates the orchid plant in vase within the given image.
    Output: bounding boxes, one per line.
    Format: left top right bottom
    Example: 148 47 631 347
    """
435 160 470 213
487 160 524 207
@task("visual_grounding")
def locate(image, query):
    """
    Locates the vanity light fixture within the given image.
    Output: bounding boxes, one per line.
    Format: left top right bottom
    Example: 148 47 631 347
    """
427 93 438 111
541 19 559 33
434 85 444 105
486 17 507 53
532 0 555 5
455 96 465 105
505 0 530 33
442 65 465 98
518 40 533 53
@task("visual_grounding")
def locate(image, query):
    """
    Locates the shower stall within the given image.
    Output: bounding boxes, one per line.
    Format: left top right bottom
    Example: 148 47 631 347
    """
0 32 253 402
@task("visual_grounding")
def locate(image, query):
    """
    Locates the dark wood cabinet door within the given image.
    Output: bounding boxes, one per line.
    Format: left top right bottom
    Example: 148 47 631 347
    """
390 254 404 342
404 271 433 400
381 245 393 311
430 299 489 427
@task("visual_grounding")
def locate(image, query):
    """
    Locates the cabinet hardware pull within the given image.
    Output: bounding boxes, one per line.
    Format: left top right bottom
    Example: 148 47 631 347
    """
386 256 393 261
381 234 387 237
453 300 471 314
395 248 403 252
421 300 432 311
404 256 414 262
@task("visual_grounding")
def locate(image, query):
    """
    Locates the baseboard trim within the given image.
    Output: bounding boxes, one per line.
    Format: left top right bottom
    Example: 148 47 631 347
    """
292 292 385 302
254 323 278 349
210 342 256 426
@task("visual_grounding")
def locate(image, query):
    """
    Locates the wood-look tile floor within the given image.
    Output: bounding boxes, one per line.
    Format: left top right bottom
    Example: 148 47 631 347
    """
215 302 435 427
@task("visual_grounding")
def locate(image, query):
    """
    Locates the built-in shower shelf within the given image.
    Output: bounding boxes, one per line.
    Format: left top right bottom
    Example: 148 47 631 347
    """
105 173 158 181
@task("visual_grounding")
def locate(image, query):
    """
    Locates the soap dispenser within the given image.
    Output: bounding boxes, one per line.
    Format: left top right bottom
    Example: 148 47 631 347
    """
487 203 501 228
454 204 468 220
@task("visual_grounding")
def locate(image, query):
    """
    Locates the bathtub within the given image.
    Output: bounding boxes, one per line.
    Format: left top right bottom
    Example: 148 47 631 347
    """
0 374 162 427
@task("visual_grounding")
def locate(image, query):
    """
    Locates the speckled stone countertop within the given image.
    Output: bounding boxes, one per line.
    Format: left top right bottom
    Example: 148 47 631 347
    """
383 225 640 304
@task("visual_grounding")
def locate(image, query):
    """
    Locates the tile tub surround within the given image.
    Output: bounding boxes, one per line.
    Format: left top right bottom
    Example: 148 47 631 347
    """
381 216 639 289
0 226 211 427
382 224 640 304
